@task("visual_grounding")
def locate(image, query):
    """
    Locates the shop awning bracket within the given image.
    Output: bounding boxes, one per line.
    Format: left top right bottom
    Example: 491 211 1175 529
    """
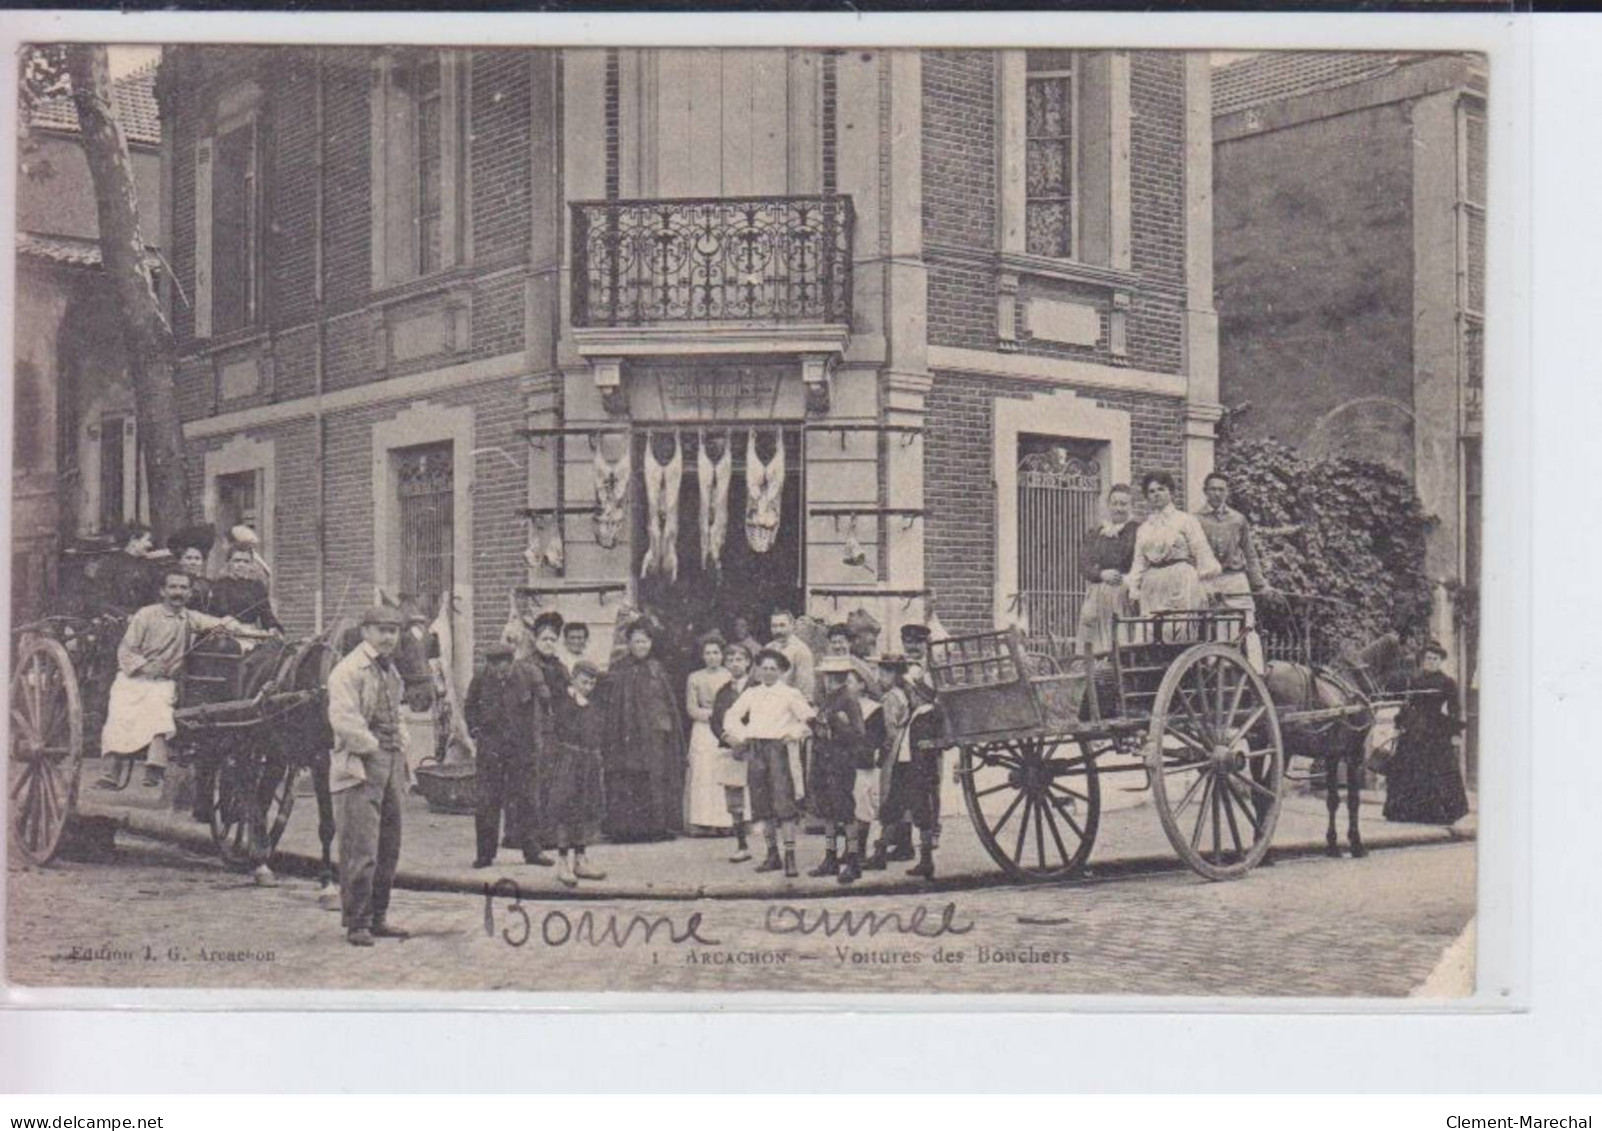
515 582 629 607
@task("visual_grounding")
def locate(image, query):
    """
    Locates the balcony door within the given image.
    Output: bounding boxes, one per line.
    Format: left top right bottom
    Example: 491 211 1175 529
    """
643 50 821 199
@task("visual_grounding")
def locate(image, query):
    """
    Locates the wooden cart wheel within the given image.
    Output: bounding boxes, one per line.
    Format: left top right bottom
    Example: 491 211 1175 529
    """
1146 642 1284 880
960 736 1101 882
9 635 85 866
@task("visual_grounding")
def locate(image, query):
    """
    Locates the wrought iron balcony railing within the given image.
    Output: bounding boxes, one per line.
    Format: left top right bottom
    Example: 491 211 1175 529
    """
571 195 854 328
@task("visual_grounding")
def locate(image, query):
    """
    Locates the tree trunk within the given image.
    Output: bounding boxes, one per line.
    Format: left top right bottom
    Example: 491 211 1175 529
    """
65 45 189 540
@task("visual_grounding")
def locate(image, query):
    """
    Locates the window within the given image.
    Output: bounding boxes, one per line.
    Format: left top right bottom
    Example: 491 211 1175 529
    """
999 50 1129 273
394 442 455 621
1025 51 1076 260
99 416 128 532
193 81 264 339
372 50 465 289
1016 435 1101 639
215 470 260 537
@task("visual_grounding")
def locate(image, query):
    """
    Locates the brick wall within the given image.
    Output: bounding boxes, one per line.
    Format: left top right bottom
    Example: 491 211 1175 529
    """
922 50 997 352
166 47 552 657
920 49 1190 375
170 47 538 409
924 370 1185 636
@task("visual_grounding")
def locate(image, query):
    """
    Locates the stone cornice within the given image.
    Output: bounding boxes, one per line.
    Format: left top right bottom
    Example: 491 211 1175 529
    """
568 323 851 359
182 350 527 440
928 345 1187 400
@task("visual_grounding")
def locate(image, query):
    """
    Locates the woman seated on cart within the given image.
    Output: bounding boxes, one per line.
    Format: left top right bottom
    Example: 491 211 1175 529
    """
1124 472 1221 643
166 524 216 612
206 541 283 642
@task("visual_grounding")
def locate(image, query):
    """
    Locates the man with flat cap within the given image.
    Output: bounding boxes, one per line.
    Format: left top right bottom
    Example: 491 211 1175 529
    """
876 623 935 864
327 605 412 946
463 642 538 870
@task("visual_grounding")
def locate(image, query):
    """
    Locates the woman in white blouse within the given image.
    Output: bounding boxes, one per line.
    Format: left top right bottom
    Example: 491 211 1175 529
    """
1126 471 1221 615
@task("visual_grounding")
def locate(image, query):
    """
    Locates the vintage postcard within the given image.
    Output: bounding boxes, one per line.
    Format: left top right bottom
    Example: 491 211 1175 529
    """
6 33 1494 999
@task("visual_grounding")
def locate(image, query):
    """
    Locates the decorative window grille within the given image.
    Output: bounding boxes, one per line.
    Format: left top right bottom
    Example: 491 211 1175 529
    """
1025 51 1076 260
394 442 454 620
1017 445 1100 641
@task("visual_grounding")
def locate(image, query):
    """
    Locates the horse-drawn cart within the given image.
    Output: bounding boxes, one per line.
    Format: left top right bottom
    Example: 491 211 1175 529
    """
924 607 1396 883
9 610 335 869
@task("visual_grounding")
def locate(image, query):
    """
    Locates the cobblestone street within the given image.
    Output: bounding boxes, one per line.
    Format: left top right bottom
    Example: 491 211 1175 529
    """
7 834 1474 997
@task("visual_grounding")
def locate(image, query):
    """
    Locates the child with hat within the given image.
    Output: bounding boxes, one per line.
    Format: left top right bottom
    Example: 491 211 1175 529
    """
722 647 817 877
870 632 943 879
875 623 934 862
811 655 881 883
549 660 609 886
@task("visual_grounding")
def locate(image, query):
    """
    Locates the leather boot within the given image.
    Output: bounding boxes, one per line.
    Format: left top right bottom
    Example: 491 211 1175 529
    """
908 844 936 879
783 848 799 878
729 820 752 863
862 841 888 871
755 845 784 873
837 855 862 885
808 849 840 878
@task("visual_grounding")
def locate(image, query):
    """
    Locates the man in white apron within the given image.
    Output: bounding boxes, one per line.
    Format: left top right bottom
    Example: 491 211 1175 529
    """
98 568 240 789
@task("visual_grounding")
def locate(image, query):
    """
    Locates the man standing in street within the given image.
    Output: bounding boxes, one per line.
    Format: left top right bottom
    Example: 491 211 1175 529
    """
463 643 537 870
1195 472 1277 669
327 605 411 947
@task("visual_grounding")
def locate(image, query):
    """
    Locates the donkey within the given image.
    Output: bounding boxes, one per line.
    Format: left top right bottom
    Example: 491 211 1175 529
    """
1260 633 1405 858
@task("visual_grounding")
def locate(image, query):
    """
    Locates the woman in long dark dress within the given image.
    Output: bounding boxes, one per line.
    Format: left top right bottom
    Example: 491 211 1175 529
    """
525 611 571 862
600 620 685 841
1076 484 1139 654
1383 642 1469 826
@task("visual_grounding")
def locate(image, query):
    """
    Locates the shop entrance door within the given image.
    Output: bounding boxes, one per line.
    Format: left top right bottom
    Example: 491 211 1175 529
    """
633 425 804 676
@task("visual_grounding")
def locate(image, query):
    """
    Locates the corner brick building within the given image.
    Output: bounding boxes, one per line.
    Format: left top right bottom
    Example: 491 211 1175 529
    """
1213 51 1487 683
159 47 1219 679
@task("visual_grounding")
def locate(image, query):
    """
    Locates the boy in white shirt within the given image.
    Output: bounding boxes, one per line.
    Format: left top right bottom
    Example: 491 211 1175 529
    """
723 648 816 878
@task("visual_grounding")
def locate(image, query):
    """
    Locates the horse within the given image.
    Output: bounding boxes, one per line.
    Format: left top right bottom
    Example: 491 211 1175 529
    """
1260 632 1406 858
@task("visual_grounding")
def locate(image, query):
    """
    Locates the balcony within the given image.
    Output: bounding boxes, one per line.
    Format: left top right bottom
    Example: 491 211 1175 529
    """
571 195 854 329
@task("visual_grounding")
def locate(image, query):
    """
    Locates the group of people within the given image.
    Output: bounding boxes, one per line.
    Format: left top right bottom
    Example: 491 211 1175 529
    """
1077 470 1468 828
1074 470 1276 660
93 522 282 792
679 613 946 884
451 606 952 895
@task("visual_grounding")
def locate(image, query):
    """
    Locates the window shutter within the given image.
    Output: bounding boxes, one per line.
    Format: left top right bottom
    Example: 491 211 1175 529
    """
194 137 213 338
438 50 462 268
383 63 418 286
370 57 389 288
1074 52 1131 271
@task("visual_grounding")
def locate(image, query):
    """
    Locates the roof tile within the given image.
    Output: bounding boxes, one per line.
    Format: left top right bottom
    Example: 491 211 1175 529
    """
28 61 161 146
1212 51 1429 117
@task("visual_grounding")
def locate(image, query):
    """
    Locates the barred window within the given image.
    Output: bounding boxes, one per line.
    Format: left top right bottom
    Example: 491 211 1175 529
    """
1026 51 1075 259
